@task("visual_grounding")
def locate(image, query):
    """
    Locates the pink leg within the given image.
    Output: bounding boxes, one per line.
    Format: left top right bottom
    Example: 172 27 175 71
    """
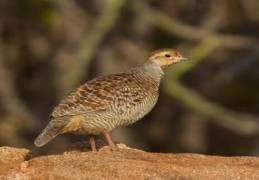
89 136 97 152
102 131 117 150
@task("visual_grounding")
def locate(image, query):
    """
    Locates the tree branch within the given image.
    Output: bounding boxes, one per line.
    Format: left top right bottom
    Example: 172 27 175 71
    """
163 38 259 135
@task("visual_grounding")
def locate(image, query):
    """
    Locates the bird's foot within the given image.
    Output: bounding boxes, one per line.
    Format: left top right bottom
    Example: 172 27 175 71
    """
102 131 118 151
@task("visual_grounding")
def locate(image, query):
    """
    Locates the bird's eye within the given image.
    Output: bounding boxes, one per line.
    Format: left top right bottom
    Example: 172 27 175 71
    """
165 54 171 58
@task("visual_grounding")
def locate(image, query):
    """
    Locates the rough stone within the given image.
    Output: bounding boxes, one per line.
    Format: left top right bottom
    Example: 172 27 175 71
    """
0 145 258 179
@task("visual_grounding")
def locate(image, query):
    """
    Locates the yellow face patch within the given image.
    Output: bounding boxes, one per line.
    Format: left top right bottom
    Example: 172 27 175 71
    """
161 58 172 66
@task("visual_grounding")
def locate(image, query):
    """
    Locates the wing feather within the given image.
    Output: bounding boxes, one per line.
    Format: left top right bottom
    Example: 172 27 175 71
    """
51 72 149 118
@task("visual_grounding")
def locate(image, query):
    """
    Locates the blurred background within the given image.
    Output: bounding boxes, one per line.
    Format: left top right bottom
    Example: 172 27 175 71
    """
0 0 259 156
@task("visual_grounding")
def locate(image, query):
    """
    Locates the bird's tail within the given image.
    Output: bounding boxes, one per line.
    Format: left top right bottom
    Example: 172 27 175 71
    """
34 117 69 147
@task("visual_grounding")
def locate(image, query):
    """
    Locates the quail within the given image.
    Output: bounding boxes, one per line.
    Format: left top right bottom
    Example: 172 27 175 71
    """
34 49 188 151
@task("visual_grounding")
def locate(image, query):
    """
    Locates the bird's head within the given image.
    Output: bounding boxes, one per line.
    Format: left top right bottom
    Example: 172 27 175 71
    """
145 49 188 68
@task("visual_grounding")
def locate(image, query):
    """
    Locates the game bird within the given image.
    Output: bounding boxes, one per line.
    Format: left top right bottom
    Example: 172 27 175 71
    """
34 49 188 151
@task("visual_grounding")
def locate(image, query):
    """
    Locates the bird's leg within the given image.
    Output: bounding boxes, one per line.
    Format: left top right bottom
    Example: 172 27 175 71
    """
89 135 97 152
102 131 117 150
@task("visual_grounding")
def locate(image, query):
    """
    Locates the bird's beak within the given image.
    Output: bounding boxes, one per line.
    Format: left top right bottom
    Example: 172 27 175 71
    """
179 57 188 61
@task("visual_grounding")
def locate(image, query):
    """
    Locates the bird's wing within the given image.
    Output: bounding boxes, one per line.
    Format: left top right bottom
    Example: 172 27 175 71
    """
51 72 147 118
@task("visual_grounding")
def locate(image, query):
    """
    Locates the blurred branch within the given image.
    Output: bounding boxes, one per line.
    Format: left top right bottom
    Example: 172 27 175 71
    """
53 0 91 19
133 1 258 49
151 10 257 49
163 38 259 136
201 0 226 31
62 0 127 90
212 47 259 85
0 27 39 130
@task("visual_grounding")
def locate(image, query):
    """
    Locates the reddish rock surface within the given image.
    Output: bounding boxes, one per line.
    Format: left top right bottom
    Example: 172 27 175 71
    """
0 145 259 179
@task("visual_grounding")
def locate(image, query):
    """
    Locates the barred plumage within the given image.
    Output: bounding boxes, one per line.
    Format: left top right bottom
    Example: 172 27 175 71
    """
34 48 188 151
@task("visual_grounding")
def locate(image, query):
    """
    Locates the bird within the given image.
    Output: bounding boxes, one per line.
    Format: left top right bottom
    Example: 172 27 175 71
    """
34 48 188 151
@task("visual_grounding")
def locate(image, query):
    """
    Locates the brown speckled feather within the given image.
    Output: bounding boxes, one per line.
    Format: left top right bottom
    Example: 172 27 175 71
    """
51 70 158 118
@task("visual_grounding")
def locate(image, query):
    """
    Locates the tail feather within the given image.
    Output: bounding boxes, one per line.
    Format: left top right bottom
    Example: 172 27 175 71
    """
34 117 69 147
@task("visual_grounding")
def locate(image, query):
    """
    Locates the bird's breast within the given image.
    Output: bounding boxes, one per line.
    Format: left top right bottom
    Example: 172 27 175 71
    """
114 90 159 126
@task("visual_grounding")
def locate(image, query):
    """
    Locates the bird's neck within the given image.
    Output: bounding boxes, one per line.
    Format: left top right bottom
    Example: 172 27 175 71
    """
131 63 165 82
143 62 165 79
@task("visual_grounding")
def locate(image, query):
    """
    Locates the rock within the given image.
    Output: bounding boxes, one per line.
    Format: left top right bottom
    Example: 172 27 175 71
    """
0 146 34 164
0 146 35 178
0 144 258 179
